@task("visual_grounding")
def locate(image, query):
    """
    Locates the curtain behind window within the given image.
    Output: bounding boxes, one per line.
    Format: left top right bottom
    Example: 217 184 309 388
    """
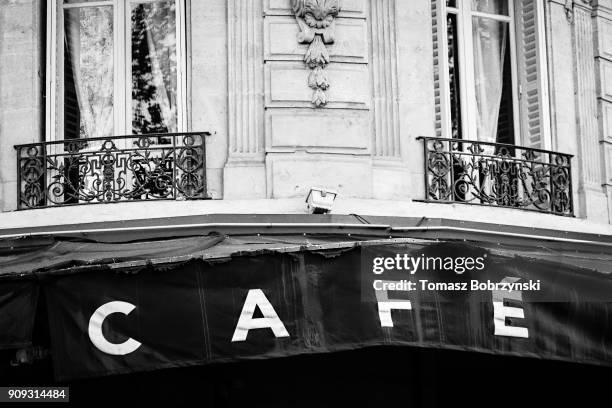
64 6 114 140
471 16 512 146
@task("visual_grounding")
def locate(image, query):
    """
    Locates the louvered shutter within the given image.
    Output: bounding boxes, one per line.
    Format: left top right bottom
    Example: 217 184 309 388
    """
515 0 551 150
432 0 443 137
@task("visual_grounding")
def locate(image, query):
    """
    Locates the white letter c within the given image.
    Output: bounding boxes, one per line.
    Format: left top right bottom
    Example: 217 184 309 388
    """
88 301 142 356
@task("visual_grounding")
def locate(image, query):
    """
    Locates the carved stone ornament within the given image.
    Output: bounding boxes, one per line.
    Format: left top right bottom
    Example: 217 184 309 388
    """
291 0 340 107
565 0 593 22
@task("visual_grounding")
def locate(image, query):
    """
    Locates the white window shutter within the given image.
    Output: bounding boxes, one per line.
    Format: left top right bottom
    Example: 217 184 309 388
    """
515 0 551 150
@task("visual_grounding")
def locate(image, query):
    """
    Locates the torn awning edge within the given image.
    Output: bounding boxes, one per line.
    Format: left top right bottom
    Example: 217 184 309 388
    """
2 238 432 278
0 234 227 278
0 233 405 278
1 235 612 280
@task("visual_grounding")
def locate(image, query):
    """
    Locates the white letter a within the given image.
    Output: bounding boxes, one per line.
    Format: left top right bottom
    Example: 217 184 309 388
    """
231 289 290 342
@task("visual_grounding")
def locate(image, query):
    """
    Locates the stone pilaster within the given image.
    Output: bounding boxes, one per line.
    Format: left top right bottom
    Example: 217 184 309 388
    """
572 0 609 221
224 0 266 198
593 0 612 223
370 0 409 199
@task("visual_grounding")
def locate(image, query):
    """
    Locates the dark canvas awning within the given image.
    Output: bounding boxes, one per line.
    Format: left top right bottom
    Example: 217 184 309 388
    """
0 280 38 350
0 235 224 276
0 234 392 275
0 234 611 380
2 233 612 276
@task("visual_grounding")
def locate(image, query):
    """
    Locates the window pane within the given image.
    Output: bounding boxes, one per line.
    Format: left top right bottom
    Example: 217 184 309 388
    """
471 0 509 16
131 1 178 136
64 6 114 140
447 13 462 139
471 16 514 145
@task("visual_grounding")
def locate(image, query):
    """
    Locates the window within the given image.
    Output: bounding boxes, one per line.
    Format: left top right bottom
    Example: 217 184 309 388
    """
431 0 551 149
46 0 188 141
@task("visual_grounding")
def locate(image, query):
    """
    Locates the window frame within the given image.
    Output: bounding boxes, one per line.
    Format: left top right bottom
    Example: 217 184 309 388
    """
45 0 188 142
434 0 551 149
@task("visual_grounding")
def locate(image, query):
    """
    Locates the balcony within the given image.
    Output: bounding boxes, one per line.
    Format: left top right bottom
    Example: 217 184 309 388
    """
418 137 574 216
15 132 209 210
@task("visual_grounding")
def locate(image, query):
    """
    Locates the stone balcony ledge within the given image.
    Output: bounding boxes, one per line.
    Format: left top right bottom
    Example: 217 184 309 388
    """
0 198 611 240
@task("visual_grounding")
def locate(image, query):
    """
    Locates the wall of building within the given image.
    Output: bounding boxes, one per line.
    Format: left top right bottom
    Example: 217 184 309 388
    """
0 0 44 212
221 0 416 201
594 0 612 222
191 0 229 199
563 0 609 222
0 0 611 233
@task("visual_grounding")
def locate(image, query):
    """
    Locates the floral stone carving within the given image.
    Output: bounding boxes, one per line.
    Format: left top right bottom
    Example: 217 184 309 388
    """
292 0 340 107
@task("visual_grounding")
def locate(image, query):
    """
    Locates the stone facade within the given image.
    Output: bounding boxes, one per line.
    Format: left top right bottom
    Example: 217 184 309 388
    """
594 0 612 222
0 0 44 212
0 0 611 231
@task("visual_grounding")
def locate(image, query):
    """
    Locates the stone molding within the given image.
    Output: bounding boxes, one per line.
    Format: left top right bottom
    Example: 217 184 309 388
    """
565 0 593 22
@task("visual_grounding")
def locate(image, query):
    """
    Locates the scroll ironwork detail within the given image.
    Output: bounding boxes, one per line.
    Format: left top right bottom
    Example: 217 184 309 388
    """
16 132 209 209
418 137 574 216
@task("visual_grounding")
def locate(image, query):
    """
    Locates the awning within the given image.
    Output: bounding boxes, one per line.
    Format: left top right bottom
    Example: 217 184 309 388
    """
0 235 224 276
0 280 38 350
0 234 611 380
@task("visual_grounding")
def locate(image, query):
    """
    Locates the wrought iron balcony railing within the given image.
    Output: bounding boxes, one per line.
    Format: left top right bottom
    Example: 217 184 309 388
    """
418 137 574 216
16 132 209 209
